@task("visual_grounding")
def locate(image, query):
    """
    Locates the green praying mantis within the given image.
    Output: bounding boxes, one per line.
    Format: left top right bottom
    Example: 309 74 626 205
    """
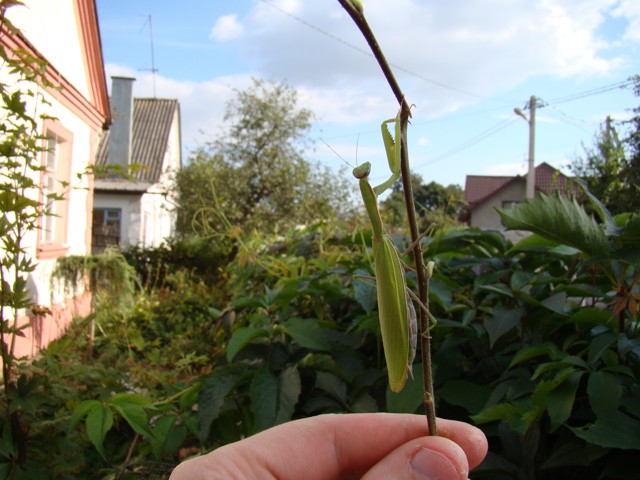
352 112 426 393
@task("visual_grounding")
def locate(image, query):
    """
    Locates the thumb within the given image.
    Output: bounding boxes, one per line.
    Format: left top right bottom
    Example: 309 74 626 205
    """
362 435 470 480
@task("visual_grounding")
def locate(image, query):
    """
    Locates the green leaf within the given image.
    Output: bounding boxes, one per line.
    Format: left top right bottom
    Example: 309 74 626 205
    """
108 393 153 439
386 365 424 414
251 368 278 431
283 317 330 351
587 370 622 417
108 392 153 409
620 213 640 250
316 372 347 403
85 404 113 459
226 326 270 361
276 366 301 423
198 369 238 442
483 306 523 348
509 343 558 369
250 366 301 431
541 292 568 314
69 399 101 430
353 270 376 313
573 178 619 236
566 307 612 328
588 333 616 366
351 393 378 413
532 356 589 379
472 403 521 424
497 193 611 257
546 369 583 431
438 379 491 415
509 232 560 252
148 415 180 460
572 411 640 449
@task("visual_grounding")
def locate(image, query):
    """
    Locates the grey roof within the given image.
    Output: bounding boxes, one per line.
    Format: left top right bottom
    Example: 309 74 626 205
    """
96 98 180 183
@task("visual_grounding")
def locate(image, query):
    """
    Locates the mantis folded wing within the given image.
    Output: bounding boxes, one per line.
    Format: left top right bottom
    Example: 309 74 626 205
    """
352 113 417 393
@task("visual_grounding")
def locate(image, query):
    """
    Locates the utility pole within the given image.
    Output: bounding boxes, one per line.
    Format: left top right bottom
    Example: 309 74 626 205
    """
514 95 537 199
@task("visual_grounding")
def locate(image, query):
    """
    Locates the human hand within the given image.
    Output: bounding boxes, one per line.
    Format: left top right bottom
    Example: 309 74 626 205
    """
170 413 488 480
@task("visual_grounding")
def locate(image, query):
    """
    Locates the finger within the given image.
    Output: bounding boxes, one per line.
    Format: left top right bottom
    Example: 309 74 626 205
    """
361 435 469 480
169 413 487 480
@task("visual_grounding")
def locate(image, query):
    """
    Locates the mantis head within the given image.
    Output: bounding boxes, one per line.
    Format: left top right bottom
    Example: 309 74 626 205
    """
352 162 372 180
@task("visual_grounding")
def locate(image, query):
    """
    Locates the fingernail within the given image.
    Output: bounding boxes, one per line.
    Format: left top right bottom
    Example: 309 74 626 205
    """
410 448 465 480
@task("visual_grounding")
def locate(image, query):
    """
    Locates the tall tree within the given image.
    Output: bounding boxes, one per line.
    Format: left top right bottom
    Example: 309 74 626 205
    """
174 78 351 236
570 117 627 213
381 174 464 232
621 74 640 211
570 74 640 215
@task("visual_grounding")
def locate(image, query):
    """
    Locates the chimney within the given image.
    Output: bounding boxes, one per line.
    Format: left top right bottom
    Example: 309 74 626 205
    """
108 76 135 168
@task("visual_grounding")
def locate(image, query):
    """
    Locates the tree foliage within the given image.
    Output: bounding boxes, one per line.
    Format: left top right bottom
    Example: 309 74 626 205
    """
622 74 640 209
174 78 352 236
380 173 464 232
571 74 640 214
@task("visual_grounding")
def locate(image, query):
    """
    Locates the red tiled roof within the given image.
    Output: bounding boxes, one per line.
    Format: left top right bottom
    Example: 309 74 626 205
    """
464 162 573 211
464 175 513 204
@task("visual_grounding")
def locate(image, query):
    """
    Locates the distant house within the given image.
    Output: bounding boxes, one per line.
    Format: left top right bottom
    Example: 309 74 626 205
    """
92 77 181 253
2 0 111 357
462 162 574 232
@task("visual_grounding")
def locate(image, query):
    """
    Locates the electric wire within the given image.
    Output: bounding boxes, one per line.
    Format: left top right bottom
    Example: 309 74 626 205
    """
415 117 519 168
544 80 634 106
258 0 502 101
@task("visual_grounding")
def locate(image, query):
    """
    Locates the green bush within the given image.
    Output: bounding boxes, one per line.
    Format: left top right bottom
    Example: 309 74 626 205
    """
121 236 231 291
8 196 639 479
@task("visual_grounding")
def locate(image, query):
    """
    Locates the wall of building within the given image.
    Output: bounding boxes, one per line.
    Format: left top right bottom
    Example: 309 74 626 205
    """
2 1 107 357
93 192 144 247
470 180 526 229
8 0 90 98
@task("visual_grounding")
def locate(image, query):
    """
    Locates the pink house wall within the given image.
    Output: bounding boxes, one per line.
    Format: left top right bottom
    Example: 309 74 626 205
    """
11 292 92 359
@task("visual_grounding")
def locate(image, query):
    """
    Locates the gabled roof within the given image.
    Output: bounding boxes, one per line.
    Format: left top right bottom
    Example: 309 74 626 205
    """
96 98 180 183
464 162 573 211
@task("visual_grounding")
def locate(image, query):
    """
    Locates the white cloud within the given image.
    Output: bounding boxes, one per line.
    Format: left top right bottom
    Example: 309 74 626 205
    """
105 63 252 149
226 0 633 120
613 0 640 41
103 0 640 170
210 14 244 41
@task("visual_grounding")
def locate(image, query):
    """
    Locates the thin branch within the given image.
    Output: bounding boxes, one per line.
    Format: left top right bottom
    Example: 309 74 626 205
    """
338 0 436 435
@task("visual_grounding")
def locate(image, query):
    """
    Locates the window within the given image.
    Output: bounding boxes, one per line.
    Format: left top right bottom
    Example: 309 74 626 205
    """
37 120 72 259
500 200 522 227
92 208 121 253
40 137 59 243
501 200 522 209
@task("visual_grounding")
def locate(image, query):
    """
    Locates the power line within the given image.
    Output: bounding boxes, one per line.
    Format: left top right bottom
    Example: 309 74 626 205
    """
258 0 499 101
544 80 633 106
416 117 519 168
544 105 594 134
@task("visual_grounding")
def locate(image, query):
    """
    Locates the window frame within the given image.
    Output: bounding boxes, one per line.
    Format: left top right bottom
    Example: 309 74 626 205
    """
36 119 73 260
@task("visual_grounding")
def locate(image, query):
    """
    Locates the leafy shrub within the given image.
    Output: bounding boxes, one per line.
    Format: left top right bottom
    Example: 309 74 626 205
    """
8 192 640 479
424 192 640 479
121 236 231 291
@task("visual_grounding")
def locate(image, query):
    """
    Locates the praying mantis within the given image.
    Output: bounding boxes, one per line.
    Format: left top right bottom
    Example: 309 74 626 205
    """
352 112 420 393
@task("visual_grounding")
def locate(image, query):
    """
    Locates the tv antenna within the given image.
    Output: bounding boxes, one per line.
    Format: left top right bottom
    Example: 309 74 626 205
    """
139 14 158 97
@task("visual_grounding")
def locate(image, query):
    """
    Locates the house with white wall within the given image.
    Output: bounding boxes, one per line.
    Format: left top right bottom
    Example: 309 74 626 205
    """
92 77 181 253
462 162 574 238
1 0 110 357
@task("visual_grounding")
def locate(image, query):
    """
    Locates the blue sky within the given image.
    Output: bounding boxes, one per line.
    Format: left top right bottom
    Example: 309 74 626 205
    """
96 0 640 189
